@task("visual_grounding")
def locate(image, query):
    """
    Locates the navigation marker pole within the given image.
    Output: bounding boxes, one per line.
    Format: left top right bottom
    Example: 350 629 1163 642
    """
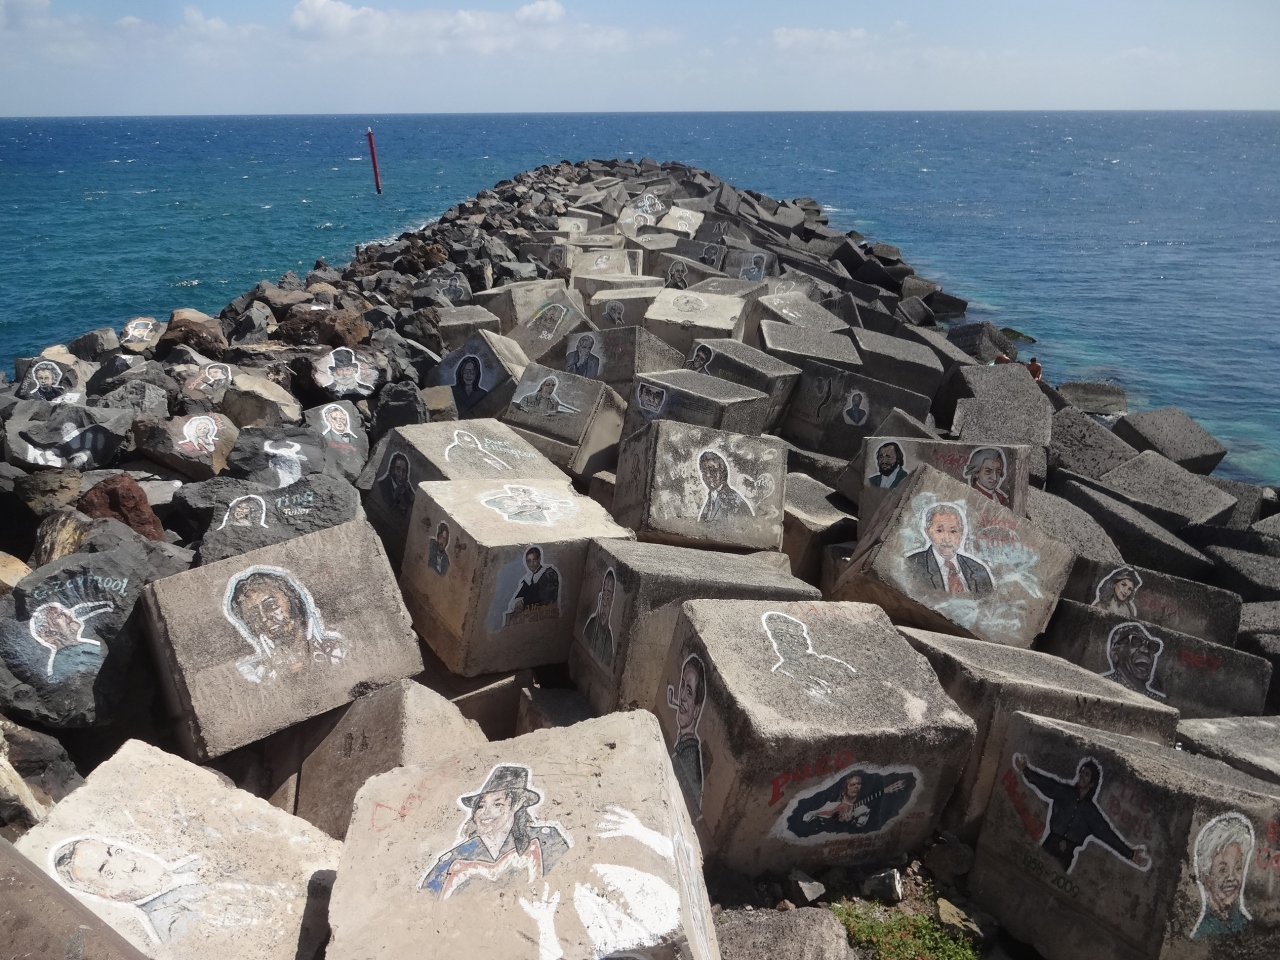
367 127 382 195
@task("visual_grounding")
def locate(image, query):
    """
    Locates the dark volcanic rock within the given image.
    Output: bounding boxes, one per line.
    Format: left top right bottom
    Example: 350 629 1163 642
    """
303 399 370 481
224 424 331 487
4 402 131 472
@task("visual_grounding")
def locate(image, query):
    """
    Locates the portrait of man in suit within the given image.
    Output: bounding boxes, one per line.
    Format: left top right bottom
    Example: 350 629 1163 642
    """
905 503 994 597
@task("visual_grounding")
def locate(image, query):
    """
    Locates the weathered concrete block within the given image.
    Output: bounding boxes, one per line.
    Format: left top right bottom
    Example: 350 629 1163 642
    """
649 252 728 293
902 627 1180 842
849 327 947 399
1039 601 1270 719
507 291 595 364
945 321 1015 364
471 278 566 332
571 248 641 277
1058 381 1128 416
424 330 529 419
327 711 719 960
572 271 664 306
435 304 503 351
751 292 846 336
758 320 862 373
971 711 1280 960
1052 478 1215 581
1206 544 1280 603
543 325 684 399
839 437 1033 525
614 421 787 552
643 288 746 355
15 739 340 960
291 678 486 839
0 837 151 960
623 369 772 440
141 519 424 760
781 361 931 462
514 685 594 735
1178 716 1280 788
568 539 821 716
413 642 534 740
502 362 625 479
656 599 974 875
953 397 1051 484
1113 407 1228 475
782 473 857 586
400 477 632 676
587 285 663 328
829 466 1074 649
1100 450 1238 528
1062 557 1243 646
687 337 801 430
1049 406 1140 480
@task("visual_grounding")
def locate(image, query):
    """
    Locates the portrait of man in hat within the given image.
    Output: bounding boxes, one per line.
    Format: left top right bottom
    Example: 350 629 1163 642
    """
120 318 155 344
419 764 570 899
324 348 374 396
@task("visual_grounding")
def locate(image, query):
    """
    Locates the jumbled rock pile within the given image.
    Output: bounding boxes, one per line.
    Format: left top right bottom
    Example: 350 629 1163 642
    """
1 157 1278 960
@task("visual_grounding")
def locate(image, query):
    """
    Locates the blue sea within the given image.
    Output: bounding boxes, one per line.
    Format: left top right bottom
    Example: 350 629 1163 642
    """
2 113 1277 482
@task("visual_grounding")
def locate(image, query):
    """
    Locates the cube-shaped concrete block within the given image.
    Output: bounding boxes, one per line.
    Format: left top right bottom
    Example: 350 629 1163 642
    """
1100 450 1238 527
588 286 663 329
501 362 625 478
436 304 503 351
972 712 1280 960
1062 556 1243 646
1039 601 1270 720
648 253 727 294
514 685 594 735
688 337 801 431
758 321 862 374
614 421 787 552
0 838 150 960
414 642 533 741
400 478 633 676
829 466 1074 649
364 420 564 564
142 519 425 760
569 539 822 716
752 292 846 335
782 361 930 461
850 327 947 399
901 627 1179 842
655 599 974 875
542 325 684 400
841 437 1034 523
508 291 595 364
327 712 719 960
1113 407 1228 475
293 679 486 840
425 330 529 419
1178 716 1280 787
623 369 772 440
643 289 745 355
472 279 566 333
572 272 663 305
782 473 858 585
570 248 640 276
15 739 340 960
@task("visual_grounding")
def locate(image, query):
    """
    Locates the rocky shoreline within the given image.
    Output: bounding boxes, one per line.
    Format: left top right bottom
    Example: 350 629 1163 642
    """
3 157 1280 960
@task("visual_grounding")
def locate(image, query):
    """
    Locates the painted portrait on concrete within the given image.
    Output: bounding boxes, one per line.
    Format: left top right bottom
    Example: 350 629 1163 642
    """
564 334 604 379
867 441 909 489
1092 566 1142 618
964 447 1011 507
1100 621 1166 699
503 546 561 627
1191 812 1255 940
666 653 707 812
444 429 512 471
582 567 617 668
904 502 994 597
222 565 347 683
774 764 919 843
696 451 755 524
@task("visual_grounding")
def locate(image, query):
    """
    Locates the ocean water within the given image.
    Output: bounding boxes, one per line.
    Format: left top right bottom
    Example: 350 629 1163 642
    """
2 112 1278 482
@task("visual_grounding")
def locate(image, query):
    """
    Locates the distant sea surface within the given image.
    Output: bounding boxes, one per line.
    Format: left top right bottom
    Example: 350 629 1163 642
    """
1 112 1277 481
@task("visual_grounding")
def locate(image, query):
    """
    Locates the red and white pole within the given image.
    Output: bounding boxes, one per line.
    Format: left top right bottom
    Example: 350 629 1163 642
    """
366 127 382 195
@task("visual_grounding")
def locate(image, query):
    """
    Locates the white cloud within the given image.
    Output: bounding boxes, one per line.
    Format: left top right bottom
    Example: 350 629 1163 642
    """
772 26 866 52
515 0 564 24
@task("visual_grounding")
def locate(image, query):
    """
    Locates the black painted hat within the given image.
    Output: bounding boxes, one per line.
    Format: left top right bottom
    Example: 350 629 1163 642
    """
462 765 540 809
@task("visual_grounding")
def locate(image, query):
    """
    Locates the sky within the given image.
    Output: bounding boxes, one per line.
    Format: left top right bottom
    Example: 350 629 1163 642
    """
1 0 1279 115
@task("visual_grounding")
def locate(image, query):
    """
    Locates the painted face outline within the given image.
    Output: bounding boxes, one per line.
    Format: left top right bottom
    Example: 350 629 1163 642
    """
1192 812 1255 939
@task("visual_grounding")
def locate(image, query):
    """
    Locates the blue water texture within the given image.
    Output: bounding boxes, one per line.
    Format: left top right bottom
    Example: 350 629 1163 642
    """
2 113 1277 482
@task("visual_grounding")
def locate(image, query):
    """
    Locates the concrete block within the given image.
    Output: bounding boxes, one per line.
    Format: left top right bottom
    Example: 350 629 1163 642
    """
623 369 772 441
1178 716 1280 788
1049 407 1140 480
1058 382 1128 416
758 321 862 373
933 362 1049 432
568 539 821 716
363 420 563 564
782 473 857 586
326 712 719 960
1209 476 1266 530
1062 557 1243 645
902 627 1179 842
587 285 664 329
1113 407 1228 475
1039 601 1270 719
945 321 1016 364
541 325 685 408
831 407 941 507
399 477 632 676
141 519 424 760
849 328 946 399
571 272 663 305
570 248 640 277
0 837 151 960
655 599 974 874
471 279 566 332
688 337 801 431
839 438 1033 525
502 362 625 479
781 361 931 462
424 330 529 419
413 641 533 741
1053 479 1214 581
15 739 340 960
507 291 595 364
722 248 778 281
829 465 1074 649
649 252 728 292
642 289 745 355
1100 451 1238 528
514 685 594 735
614 421 786 552
752 293 846 337
971 711 1280 960
293 679 486 840
435 304 502 352
1206 544 1280 603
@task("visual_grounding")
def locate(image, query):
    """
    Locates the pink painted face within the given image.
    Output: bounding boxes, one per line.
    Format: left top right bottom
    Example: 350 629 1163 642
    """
973 456 1003 491
926 511 964 560
474 792 517 846
1206 842 1245 917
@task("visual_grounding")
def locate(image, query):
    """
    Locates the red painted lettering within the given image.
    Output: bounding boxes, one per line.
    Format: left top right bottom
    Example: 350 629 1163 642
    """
1003 768 1046 840
769 773 791 806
